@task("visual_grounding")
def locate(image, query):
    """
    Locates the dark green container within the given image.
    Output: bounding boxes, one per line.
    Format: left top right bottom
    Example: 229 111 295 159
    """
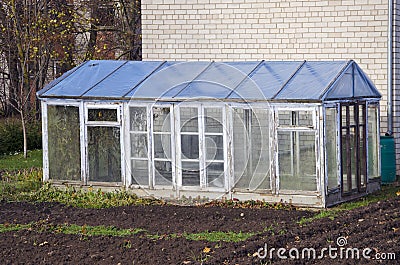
380 135 396 183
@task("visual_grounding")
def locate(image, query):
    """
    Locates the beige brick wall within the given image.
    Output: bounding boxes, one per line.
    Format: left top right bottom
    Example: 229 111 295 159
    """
142 0 399 174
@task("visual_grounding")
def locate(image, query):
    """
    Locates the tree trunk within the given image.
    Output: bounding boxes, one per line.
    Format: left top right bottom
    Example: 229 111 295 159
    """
20 110 27 158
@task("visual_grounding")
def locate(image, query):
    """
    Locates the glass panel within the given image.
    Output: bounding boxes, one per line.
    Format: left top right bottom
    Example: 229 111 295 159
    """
129 61 209 98
42 60 126 97
204 108 223 133
84 61 163 97
298 111 313 127
206 162 224 188
275 61 347 100
231 61 302 100
279 110 313 127
88 126 121 182
182 161 200 186
205 135 223 161
180 107 198 132
341 128 350 193
349 105 356 126
350 127 357 191
153 107 171 132
47 105 81 181
360 126 366 187
325 108 338 191
233 108 270 190
181 135 199 159
154 134 171 159
359 104 365 125
278 110 292 126
368 106 379 179
233 109 250 188
131 160 149 186
278 131 316 191
130 107 147 131
341 106 348 127
130 133 148 158
88 108 117 122
154 161 172 185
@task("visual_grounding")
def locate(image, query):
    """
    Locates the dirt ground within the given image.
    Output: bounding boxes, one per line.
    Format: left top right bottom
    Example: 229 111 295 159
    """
0 197 399 265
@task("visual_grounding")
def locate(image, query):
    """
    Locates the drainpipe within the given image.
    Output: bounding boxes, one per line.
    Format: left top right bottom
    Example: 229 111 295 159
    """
387 0 394 136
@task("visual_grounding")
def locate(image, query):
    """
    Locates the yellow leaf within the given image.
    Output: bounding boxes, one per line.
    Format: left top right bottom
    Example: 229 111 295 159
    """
203 247 211 253
396 190 400 196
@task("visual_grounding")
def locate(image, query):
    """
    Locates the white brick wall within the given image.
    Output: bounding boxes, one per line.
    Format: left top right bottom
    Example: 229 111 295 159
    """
142 0 400 175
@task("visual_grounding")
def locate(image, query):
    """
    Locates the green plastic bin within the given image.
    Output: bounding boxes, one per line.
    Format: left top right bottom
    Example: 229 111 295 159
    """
380 135 396 183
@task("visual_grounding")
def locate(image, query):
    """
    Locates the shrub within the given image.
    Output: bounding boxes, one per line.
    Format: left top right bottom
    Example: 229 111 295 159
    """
0 118 42 155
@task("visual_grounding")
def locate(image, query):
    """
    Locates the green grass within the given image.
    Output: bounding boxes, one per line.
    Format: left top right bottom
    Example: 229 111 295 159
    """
0 222 253 243
298 185 399 225
28 184 165 208
183 231 256 242
0 150 42 170
0 223 31 233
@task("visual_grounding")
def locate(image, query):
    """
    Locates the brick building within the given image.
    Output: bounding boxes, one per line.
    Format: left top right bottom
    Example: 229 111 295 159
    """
141 0 400 176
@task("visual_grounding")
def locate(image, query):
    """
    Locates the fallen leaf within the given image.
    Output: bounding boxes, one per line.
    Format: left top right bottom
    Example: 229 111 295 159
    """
392 227 399 232
203 247 211 253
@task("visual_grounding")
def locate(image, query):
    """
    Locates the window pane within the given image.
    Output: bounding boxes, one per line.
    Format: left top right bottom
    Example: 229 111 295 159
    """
278 110 292 126
88 126 121 182
153 107 171 132
278 131 316 191
233 108 270 190
131 160 148 186
298 111 313 126
182 161 200 186
130 107 147 131
181 134 199 159
154 161 172 185
130 133 148 158
278 110 313 127
47 105 81 181
368 106 379 179
341 128 350 193
360 126 366 187
88 108 117 122
205 135 223 161
206 162 224 188
326 108 338 191
205 108 223 133
154 134 171 159
180 107 198 132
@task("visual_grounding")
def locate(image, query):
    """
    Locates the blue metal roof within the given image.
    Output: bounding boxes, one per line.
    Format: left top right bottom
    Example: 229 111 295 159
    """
37 60 381 102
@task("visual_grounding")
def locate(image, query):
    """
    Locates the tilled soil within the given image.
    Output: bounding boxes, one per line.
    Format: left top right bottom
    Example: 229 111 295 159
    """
0 197 399 265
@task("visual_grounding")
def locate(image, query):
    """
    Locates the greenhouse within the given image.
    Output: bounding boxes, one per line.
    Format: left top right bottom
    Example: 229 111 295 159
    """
37 59 381 207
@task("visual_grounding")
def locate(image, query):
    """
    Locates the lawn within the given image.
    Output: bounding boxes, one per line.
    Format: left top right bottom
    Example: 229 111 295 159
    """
0 149 43 170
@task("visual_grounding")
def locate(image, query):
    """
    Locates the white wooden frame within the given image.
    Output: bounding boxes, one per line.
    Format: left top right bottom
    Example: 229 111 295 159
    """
228 103 274 193
83 102 124 185
41 99 83 182
323 103 340 195
150 103 176 190
274 104 321 195
175 103 228 192
126 103 151 189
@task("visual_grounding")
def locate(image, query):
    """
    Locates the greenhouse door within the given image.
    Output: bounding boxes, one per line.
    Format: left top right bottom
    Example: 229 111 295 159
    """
86 107 122 184
340 103 367 195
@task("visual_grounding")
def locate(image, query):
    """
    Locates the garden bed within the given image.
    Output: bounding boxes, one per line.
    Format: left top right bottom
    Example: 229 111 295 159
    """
0 195 399 264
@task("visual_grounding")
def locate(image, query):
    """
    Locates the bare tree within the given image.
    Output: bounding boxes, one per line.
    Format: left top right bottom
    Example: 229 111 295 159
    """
0 0 81 157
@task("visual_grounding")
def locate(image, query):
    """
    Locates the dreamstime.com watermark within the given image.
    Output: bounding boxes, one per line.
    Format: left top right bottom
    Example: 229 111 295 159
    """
255 236 397 261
